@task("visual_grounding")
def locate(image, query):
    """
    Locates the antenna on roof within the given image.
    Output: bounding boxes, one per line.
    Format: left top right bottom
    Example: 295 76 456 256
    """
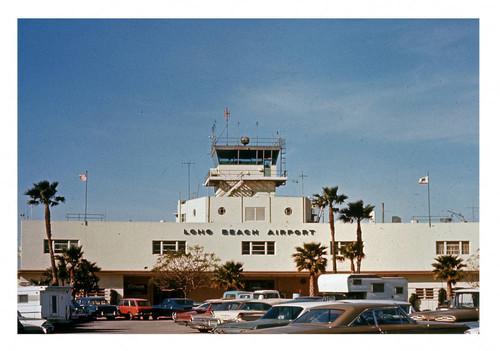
225 107 230 144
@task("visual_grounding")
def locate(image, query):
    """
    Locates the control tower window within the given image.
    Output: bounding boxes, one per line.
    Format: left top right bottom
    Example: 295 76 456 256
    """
245 207 265 221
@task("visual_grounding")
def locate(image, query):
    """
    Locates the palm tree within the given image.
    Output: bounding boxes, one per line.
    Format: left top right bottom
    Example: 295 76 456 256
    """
337 242 364 273
432 255 467 300
311 193 327 223
292 242 327 296
313 187 347 273
60 245 84 288
211 261 245 291
339 200 375 273
24 180 65 285
74 259 101 297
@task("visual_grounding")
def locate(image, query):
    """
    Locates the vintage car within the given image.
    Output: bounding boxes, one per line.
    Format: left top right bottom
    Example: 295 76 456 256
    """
152 298 194 319
75 297 119 320
118 298 154 320
410 288 479 323
174 300 224 325
222 291 253 299
222 290 281 300
248 301 470 334
18 311 54 334
188 299 280 332
70 300 92 321
212 300 334 334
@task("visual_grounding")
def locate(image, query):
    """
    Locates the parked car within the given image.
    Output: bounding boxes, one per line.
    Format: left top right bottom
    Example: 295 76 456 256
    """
18 311 54 334
118 298 154 320
247 301 470 334
70 300 92 321
222 291 253 299
74 297 119 320
188 299 280 332
410 288 479 323
212 300 333 334
174 300 224 325
152 298 194 319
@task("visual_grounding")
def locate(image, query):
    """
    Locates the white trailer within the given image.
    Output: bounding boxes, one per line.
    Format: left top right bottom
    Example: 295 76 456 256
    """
317 274 408 302
18 286 72 324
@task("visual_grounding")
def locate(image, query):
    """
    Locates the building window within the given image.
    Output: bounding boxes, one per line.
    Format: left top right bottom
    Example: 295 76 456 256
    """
284 207 293 216
415 288 434 300
18 294 28 303
245 207 265 221
436 241 470 255
372 283 384 293
462 241 470 255
242 241 275 255
44 239 79 254
152 241 186 255
218 207 226 215
181 214 186 222
394 287 404 295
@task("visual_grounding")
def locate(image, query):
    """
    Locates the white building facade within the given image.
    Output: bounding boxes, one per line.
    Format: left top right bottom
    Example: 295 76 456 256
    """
19 136 479 310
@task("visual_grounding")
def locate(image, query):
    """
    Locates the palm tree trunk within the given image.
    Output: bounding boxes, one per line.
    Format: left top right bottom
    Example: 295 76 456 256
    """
447 280 453 300
309 274 315 296
356 219 363 274
45 204 59 286
329 207 337 273
350 258 355 273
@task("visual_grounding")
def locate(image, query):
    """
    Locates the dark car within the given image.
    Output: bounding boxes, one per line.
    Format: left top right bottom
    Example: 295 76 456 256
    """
410 288 479 323
152 298 194 319
248 301 470 334
75 297 119 320
70 300 92 321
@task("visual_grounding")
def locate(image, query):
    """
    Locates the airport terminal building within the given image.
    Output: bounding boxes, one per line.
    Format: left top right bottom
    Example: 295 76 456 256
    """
19 136 479 310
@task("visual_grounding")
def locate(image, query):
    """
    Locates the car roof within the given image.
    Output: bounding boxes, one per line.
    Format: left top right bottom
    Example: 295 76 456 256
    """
455 288 479 293
274 301 335 308
123 298 149 301
336 299 411 306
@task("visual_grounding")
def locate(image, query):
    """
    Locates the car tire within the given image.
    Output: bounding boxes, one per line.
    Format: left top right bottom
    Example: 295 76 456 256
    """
128 312 134 320
152 315 158 320
106 316 115 320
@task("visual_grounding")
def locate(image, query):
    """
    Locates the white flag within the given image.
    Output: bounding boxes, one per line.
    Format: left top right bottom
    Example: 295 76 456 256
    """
79 173 87 182
418 176 428 184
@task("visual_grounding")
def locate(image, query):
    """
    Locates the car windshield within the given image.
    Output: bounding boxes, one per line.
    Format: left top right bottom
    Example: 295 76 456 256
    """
454 292 479 308
90 299 109 305
176 300 193 306
137 301 151 306
261 306 303 320
292 309 344 324
239 302 271 311
254 293 280 299
219 302 242 310
209 303 223 311
351 307 412 326
195 303 210 310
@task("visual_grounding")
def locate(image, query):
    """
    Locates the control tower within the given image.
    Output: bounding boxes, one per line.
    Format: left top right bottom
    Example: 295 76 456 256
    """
204 136 287 197
176 132 313 224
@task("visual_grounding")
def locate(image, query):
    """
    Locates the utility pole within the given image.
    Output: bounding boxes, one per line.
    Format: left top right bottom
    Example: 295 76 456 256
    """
182 162 194 200
298 171 307 197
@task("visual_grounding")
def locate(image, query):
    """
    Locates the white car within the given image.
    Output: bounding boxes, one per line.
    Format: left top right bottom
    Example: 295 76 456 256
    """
18 311 54 334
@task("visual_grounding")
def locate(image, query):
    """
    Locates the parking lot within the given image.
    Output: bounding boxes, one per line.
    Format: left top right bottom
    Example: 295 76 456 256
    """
55 317 199 334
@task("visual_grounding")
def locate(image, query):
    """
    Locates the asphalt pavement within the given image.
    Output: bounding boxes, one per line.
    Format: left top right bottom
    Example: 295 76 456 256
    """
55 317 200 334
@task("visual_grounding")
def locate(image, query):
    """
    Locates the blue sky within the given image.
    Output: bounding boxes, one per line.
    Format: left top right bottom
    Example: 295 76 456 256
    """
17 19 479 224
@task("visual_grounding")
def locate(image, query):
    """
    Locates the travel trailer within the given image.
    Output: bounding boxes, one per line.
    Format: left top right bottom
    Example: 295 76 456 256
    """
17 286 72 324
317 274 408 302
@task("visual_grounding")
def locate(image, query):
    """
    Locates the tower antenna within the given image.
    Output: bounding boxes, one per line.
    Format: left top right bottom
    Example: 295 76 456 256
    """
225 107 230 144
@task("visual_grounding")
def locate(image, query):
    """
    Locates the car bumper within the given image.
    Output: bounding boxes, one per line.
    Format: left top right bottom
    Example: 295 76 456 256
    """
189 318 220 330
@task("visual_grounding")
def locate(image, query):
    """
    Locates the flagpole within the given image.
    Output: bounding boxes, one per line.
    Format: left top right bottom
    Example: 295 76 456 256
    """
427 171 431 228
85 170 88 226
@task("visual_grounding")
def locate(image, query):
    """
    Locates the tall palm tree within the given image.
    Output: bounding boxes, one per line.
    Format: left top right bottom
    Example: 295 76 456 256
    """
315 187 347 273
339 200 375 273
292 242 327 296
432 255 467 300
24 180 65 285
311 193 327 223
211 261 245 291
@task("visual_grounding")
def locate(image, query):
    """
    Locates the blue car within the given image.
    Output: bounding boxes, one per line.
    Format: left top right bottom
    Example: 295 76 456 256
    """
75 297 119 320
152 298 194 319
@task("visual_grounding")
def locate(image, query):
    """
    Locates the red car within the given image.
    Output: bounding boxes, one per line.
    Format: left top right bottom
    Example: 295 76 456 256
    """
174 300 223 325
118 298 154 320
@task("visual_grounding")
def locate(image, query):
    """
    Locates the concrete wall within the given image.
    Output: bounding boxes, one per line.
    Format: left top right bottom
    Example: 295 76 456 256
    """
20 220 479 274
